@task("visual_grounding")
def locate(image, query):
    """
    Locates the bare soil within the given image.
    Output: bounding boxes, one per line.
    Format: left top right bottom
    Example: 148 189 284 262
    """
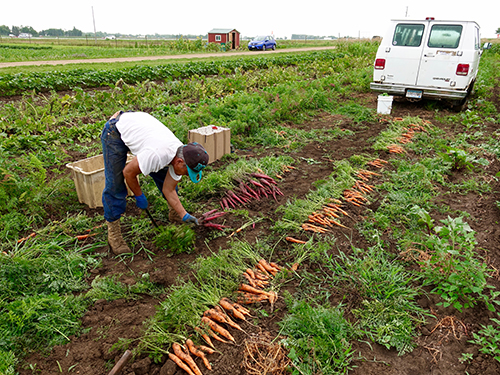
17 93 500 375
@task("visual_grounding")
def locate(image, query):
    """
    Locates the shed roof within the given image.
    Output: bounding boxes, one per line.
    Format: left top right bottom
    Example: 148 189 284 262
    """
208 28 239 34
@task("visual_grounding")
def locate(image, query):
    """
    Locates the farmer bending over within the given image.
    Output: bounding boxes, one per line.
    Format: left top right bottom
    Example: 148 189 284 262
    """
101 111 209 255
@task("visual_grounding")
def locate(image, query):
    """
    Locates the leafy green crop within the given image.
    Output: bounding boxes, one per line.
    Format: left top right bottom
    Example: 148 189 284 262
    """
417 215 498 312
279 297 356 375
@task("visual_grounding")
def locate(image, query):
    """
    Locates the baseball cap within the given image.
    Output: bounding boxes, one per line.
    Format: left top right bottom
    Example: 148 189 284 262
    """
183 142 209 183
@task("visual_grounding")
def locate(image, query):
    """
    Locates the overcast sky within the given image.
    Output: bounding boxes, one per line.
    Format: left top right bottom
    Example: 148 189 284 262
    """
2 0 499 39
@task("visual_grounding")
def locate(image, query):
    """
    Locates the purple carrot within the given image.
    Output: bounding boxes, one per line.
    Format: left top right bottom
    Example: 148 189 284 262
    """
270 187 277 201
248 179 265 189
202 209 219 218
238 189 253 200
221 197 228 210
228 190 246 205
246 185 260 200
225 194 237 208
271 185 284 196
250 172 277 184
258 178 272 187
203 222 229 231
203 212 226 222
259 187 268 198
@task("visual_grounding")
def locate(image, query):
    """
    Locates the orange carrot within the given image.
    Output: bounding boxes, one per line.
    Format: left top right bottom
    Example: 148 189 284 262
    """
194 326 215 349
258 259 279 275
330 220 349 229
203 308 243 332
268 290 278 304
237 292 269 304
172 343 203 375
17 232 36 243
198 345 216 355
232 301 251 316
201 316 235 342
76 233 97 241
246 268 256 280
207 328 230 344
186 339 212 370
285 237 307 244
255 262 271 277
238 283 272 297
254 279 269 288
291 263 299 271
243 272 257 288
270 262 282 270
253 270 270 281
219 298 246 320
213 305 244 331
169 353 195 375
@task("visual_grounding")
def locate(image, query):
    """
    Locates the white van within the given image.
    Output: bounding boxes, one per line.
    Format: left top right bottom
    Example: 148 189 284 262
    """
370 18 491 110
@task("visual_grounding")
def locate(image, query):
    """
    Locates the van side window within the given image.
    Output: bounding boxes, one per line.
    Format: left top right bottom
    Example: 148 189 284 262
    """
392 24 425 47
474 27 480 50
428 25 463 49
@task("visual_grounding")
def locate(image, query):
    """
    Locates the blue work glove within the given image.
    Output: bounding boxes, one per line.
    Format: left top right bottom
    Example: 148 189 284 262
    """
135 193 148 209
182 213 199 225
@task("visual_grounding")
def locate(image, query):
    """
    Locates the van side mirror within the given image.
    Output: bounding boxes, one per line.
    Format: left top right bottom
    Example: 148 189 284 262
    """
483 42 492 50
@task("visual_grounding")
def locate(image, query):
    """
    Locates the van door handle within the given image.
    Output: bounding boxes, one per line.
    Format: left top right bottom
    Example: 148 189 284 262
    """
424 54 434 57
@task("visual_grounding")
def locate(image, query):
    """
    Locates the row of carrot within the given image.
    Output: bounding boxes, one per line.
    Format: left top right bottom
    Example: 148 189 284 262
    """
169 259 285 375
220 171 284 210
299 159 388 235
387 121 427 153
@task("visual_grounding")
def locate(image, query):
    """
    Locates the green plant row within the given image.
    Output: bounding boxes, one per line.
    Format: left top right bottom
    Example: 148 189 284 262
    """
0 50 344 96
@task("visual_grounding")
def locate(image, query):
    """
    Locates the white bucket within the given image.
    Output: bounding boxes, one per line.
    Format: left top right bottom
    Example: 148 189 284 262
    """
377 95 393 114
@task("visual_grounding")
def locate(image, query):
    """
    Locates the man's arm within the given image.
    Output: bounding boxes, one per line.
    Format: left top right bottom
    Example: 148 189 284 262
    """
122 157 142 196
162 171 188 218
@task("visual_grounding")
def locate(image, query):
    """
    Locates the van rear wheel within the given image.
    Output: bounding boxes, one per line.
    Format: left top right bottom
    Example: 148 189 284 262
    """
451 81 475 112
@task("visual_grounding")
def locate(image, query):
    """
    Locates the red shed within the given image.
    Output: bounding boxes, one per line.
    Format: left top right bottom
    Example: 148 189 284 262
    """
207 28 240 49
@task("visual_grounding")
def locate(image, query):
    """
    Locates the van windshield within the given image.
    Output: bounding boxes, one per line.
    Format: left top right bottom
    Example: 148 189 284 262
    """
392 24 425 47
428 25 462 49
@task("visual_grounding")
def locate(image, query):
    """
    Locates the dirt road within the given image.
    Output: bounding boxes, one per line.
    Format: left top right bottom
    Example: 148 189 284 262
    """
0 46 337 68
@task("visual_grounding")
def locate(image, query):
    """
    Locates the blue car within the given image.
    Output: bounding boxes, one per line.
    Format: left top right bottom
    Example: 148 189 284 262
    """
248 35 276 51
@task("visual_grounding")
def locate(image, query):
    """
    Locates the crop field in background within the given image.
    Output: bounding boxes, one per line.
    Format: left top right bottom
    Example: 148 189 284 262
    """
0 41 500 375
0 37 339 63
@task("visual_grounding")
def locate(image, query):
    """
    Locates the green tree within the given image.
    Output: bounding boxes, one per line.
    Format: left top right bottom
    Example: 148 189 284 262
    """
11 26 19 36
65 27 83 37
496 27 500 35
20 26 38 36
40 28 64 37
0 25 10 35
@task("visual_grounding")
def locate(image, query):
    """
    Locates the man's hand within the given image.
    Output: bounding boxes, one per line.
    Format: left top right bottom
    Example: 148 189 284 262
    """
135 193 148 209
182 213 199 225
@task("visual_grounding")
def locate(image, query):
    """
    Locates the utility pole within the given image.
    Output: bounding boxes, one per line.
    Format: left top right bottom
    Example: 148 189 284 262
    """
92 6 97 44
405 6 408 17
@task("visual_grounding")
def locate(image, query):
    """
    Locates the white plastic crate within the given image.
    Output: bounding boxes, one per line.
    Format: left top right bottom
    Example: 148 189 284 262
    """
66 154 133 208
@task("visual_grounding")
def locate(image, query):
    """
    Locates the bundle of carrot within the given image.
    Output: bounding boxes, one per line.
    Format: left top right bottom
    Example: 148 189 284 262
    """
343 189 368 206
301 223 329 233
237 259 281 305
220 172 284 210
168 340 216 375
194 297 251 350
307 211 348 229
357 169 380 181
387 144 406 154
367 158 388 169
199 209 230 231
